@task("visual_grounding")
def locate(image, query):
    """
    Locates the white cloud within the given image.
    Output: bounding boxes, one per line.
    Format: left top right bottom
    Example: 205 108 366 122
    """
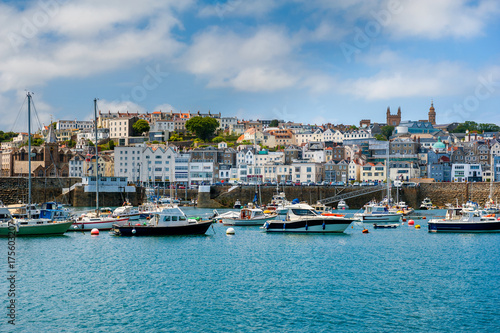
388 0 500 39
198 0 279 19
182 26 300 91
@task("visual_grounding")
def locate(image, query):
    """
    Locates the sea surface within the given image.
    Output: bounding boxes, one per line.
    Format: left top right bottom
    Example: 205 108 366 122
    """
1 208 499 332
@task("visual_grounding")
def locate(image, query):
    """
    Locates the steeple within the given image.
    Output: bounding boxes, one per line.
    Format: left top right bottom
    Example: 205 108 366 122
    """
428 100 436 125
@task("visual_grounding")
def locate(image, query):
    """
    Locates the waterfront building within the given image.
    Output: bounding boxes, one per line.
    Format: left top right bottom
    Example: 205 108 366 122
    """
493 155 500 181
290 160 323 183
361 162 386 183
451 163 482 182
68 154 85 178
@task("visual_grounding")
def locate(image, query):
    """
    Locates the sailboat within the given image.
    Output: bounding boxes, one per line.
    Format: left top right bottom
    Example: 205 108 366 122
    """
71 99 129 231
0 92 74 236
354 142 401 224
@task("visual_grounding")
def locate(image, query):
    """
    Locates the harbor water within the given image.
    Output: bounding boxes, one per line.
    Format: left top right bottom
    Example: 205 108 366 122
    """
2 208 499 332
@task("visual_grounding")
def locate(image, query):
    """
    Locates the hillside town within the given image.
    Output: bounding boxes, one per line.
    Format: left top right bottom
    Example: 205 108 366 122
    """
2 102 499 187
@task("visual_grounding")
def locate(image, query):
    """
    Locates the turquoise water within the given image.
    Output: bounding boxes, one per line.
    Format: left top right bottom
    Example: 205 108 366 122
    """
2 208 500 332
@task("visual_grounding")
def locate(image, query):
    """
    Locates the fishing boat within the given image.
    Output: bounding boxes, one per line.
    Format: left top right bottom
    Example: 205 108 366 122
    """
354 202 402 223
39 202 74 221
0 93 73 236
221 207 273 226
7 203 40 219
262 203 353 233
111 205 213 236
389 201 414 215
428 209 500 232
112 204 141 221
70 99 129 231
233 199 242 209
461 200 479 213
337 199 349 210
419 198 435 210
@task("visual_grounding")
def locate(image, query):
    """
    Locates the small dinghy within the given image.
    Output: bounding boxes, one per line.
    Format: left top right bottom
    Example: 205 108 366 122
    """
373 223 399 229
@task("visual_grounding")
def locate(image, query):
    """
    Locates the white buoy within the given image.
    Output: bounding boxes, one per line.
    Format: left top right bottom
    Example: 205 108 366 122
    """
90 228 99 235
226 227 235 235
132 229 136 234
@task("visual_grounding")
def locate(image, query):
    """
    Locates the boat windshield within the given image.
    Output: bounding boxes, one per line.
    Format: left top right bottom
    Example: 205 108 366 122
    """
291 209 317 216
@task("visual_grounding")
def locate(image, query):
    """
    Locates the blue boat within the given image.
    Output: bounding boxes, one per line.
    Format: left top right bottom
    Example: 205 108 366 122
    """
39 202 74 221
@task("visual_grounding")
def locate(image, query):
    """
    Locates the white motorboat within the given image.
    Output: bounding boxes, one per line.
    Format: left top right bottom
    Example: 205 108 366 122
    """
354 203 402 223
262 203 354 233
337 200 349 210
113 205 141 221
419 198 435 210
221 208 273 226
311 201 333 214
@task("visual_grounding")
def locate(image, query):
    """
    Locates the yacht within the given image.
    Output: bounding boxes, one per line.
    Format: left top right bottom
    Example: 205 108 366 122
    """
337 200 349 210
221 208 273 226
112 205 141 221
111 205 213 236
311 201 333 214
428 209 500 232
262 203 354 233
354 202 402 223
419 198 435 210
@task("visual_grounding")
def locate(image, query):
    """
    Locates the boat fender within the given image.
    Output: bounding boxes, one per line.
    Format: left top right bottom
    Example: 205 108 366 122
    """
132 229 136 234
305 223 308 231
264 222 269 229
283 223 286 230
135 223 141 226
322 222 325 230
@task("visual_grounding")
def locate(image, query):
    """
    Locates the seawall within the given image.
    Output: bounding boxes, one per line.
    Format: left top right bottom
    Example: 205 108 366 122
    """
201 182 500 209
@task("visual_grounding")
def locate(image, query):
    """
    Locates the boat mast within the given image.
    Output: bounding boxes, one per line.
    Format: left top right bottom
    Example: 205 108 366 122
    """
94 98 99 212
27 92 32 217
386 141 390 204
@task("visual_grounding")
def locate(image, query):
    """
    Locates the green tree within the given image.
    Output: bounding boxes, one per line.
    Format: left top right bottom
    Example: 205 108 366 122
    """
185 116 219 141
133 119 150 135
380 125 394 140
375 134 387 141
212 136 224 143
269 119 279 127
108 140 115 150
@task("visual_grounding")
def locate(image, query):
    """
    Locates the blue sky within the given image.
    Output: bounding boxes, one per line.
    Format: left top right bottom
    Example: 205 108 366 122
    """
1 0 500 132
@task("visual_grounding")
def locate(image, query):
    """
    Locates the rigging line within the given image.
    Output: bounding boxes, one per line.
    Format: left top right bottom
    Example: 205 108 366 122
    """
9 95 28 133
29 96 45 135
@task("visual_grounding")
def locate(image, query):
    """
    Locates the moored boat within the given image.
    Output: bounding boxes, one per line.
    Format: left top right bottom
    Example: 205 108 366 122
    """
221 207 273 226
428 209 500 233
262 203 354 233
419 197 435 210
112 205 141 221
337 199 349 210
111 205 213 236
354 203 402 223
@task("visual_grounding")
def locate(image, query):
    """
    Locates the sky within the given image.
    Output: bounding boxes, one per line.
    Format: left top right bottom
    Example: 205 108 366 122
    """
1 0 500 132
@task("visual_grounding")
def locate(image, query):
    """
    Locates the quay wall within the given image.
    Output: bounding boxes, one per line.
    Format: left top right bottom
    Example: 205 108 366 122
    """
203 182 500 209
0 177 80 205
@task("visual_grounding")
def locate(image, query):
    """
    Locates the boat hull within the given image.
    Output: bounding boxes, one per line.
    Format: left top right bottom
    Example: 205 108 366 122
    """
70 217 129 231
222 217 269 226
357 214 401 223
0 220 74 236
112 221 212 236
428 221 500 233
263 218 352 233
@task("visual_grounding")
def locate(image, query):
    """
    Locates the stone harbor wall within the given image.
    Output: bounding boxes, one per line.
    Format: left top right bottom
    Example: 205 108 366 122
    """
0 177 80 205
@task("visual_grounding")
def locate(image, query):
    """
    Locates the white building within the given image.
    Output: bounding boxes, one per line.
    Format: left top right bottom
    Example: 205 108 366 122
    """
451 163 483 182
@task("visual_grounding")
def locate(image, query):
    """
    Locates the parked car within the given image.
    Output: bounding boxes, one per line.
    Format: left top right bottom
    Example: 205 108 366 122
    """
285 181 293 186
353 182 360 186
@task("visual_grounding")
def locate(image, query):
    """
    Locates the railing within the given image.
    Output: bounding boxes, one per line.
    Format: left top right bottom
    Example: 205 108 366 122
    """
319 185 386 204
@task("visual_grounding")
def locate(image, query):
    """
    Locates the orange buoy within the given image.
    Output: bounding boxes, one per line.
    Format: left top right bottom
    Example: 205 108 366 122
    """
422 216 426 219
362 228 369 233
90 228 99 235
408 220 415 225
403 218 406 222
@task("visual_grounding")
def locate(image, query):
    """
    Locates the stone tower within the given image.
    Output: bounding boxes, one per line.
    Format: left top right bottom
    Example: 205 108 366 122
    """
428 101 436 125
386 106 401 126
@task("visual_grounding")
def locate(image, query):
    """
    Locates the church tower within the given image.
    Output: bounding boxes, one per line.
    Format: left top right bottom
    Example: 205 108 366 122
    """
428 101 436 125
386 106 401 126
